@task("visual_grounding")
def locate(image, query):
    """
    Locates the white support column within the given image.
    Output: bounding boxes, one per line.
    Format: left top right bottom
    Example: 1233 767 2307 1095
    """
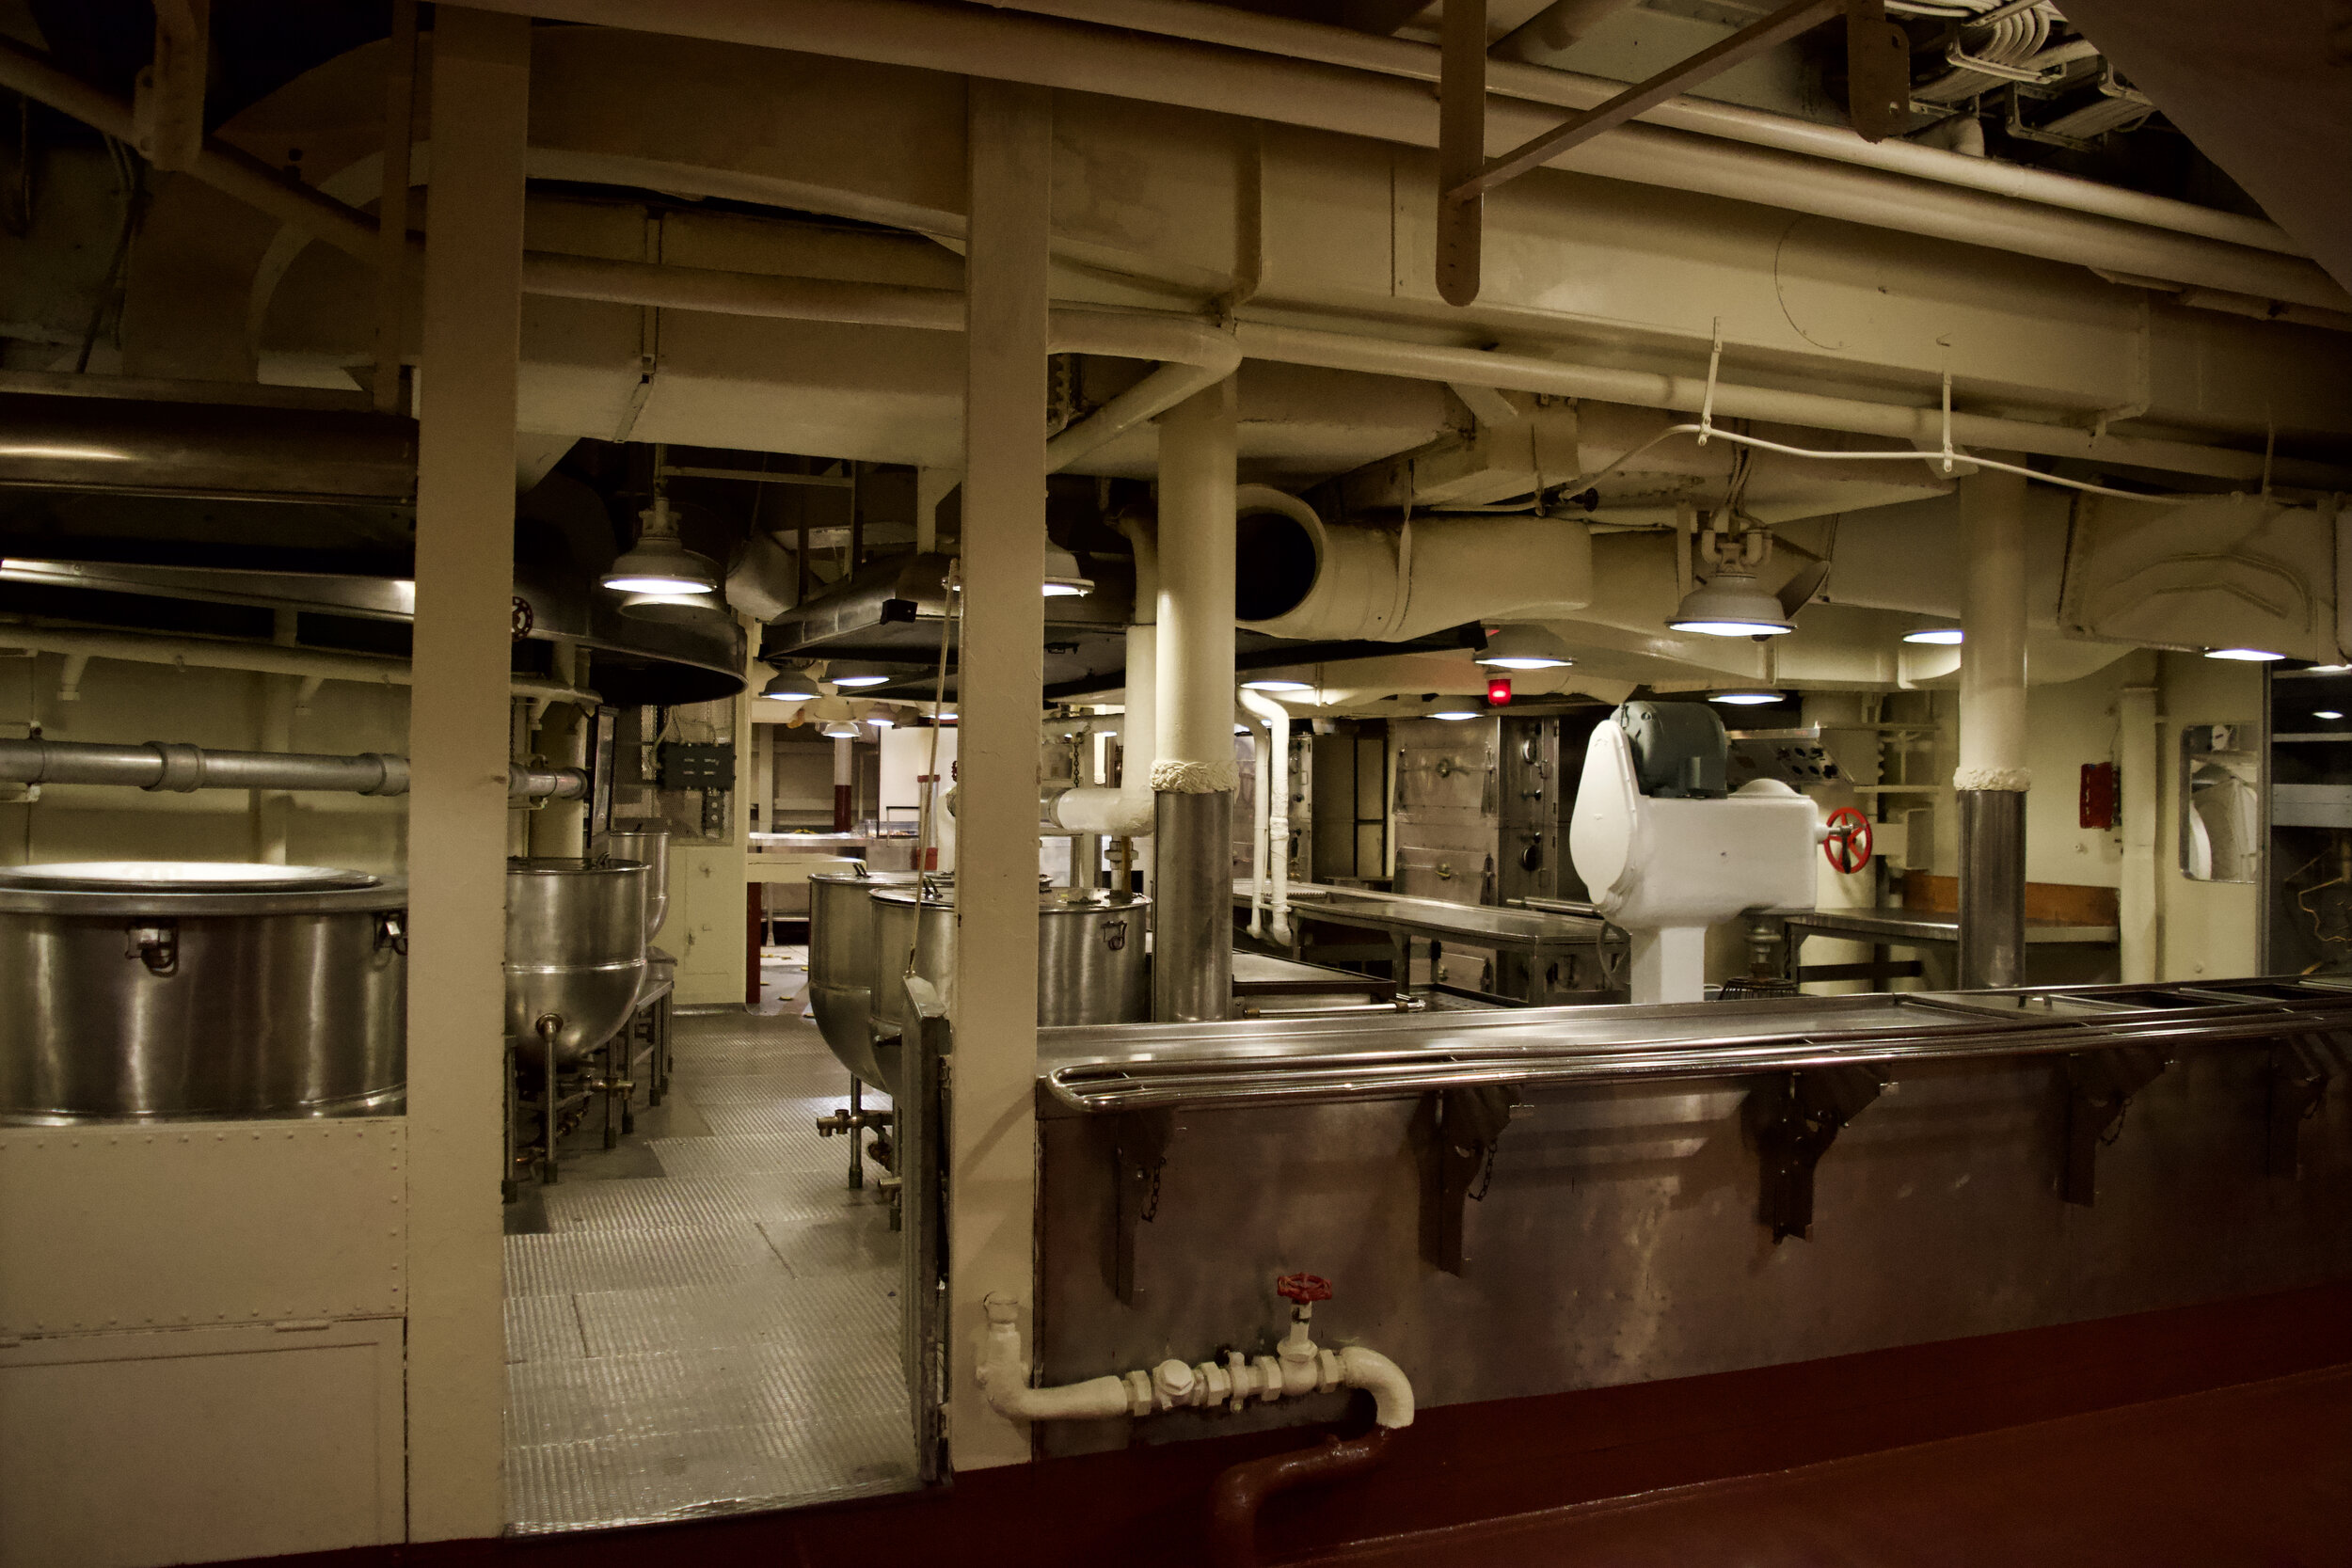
948 77 1051 1473
405 8 528 1542
1150 378 1239 1022
1955 465 2029 990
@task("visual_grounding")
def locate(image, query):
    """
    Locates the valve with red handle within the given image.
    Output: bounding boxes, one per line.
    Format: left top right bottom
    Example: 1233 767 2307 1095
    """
1822 807 1874 874
1276 1273 1331 1307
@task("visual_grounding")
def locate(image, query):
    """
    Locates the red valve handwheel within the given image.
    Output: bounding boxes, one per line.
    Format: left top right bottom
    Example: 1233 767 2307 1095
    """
1823 807 1874 874
1275 1273 1332 1305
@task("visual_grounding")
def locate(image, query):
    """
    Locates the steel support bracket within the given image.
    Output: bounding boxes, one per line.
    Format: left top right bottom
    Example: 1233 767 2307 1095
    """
1748 1066 1882 1243
2061 1046 2168 1206
1424 1083 1519 1274
1111 1108 1176 1304
1436 0 1867 304
2266 1033 2349 1178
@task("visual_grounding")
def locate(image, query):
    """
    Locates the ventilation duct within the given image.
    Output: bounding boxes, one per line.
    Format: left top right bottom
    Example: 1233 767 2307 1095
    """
1234 486 1594 642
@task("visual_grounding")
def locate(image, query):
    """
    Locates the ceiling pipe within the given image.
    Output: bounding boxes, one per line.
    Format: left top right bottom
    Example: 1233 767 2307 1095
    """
0 736 588 799
1050 513 1160 838
442 0 2344 310
1234 321 2345 490
0 40 2321 487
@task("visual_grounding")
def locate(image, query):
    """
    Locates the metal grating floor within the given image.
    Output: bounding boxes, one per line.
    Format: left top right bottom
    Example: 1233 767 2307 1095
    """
502 958 914 1533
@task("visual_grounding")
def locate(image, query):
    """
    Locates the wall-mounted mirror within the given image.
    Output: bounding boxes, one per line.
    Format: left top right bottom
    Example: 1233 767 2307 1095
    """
2181 722 2262 882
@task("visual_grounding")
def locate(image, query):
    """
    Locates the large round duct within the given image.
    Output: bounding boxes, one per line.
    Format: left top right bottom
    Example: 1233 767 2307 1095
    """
1234 486 1595 642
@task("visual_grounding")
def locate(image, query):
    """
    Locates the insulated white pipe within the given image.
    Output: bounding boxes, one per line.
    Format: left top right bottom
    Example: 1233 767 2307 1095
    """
976 1295 1416 1429
1245 507 1597 642
1154 385 1240 792
1050 515 1159 837
1239 687 1294 944
1956 467 2032 791
1235 322 2340 490
1240 702 1269 940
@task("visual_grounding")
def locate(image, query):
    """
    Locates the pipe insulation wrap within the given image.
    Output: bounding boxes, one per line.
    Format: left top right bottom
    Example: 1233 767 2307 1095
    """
1152 758 1241 793
1243 506 1597 642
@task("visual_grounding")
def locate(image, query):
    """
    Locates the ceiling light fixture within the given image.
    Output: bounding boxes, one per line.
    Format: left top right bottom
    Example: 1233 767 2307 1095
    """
2310 664 2352 673
618 591 724 625
1903 627 1964 645
1474 626 1573 669
2205 647 2284 661
826 661 892 689
1667 569 1794 638
760 670 820 702
863 705 898 729
1431 709 1480 721
1241 677 1313 692
600 496 719 596
2315 710 2345 721
1709 690 1784 706
1042 544 1094 598
819 719 864 739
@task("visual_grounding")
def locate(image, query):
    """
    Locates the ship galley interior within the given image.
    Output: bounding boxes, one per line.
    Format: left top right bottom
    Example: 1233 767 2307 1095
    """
0 2 2347 1564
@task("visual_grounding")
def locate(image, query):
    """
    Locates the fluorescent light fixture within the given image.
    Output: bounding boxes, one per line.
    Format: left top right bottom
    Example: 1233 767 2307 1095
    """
1666 570 1794 638
760 670 820 702
1431 709 1481 721
2316 710 2345 721
1241 678 1313 692
1474 626 1573 669
1709 690 1784 706
1042 544 1093 598
1903 627 1964 645
600 499 718 595
827 661 891 689
2205 647 2284 661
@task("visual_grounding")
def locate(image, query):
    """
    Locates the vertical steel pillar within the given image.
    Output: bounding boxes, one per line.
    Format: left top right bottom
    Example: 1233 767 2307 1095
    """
946 77 1051 1473
1151 378 1238 1022
1955 466 2029 990
405 7 528 1541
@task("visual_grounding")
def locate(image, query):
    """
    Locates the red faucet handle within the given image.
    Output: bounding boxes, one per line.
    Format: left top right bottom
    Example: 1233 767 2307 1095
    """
1276 1273 1332 1306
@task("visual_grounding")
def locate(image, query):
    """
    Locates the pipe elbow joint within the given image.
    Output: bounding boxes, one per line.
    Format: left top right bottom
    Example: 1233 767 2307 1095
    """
1339 1346 1415 1429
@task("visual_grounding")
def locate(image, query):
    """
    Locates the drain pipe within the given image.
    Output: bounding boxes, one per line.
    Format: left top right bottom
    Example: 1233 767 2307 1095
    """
1955 464 2030 989
1152 379 1239 1022
1238 687 1294 945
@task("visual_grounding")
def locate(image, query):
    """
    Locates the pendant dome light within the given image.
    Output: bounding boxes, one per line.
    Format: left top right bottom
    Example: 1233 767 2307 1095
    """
601 493 719 597
1667 520 1795 639
760 669 821 702
1474 626 1573 670
1043 544 1094 598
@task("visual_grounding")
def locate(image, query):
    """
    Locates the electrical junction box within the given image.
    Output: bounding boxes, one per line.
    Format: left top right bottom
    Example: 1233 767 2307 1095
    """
2080 762 2119 830
657 741 735 790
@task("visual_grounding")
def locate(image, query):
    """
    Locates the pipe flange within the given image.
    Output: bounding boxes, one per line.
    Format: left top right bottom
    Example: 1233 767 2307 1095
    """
146 742 206 793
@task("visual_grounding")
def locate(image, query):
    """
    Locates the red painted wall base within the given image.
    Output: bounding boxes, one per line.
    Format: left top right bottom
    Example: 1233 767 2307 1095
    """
228 1283 2352 1567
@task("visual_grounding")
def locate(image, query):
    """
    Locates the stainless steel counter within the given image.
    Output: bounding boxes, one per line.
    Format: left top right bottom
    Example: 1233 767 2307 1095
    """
1237 879 1619 1003
1037 978 2352 1116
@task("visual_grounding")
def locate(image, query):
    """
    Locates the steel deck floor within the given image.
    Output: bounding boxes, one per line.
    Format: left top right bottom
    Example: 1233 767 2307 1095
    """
501 957 913 1533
